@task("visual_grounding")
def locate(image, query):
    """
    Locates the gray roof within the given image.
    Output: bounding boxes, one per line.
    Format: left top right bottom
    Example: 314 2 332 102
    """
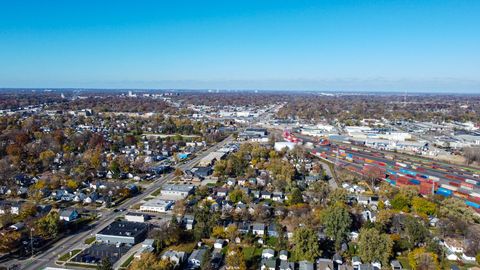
97 220 148 238
299 261 314 270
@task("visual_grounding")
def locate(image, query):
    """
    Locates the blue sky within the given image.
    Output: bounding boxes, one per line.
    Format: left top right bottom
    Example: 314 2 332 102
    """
0 0 479 92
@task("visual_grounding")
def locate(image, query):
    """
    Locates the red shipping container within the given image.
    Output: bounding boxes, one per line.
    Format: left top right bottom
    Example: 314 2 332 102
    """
449 182 460 187
468 196 480 204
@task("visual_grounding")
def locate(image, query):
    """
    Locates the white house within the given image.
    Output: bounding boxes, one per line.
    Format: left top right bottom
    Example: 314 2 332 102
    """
261 249 275 259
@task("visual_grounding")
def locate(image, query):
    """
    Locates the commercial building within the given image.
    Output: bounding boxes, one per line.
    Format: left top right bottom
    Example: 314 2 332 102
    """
96 221 148 245
140 199 174 213
161 184 195 199
124 212 148 223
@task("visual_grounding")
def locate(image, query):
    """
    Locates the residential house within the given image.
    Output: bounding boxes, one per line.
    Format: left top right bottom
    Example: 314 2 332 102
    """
59 209 79 222
161 250 187 267
262 249 275 259
317 258 334 270
299 261 314 270
188 248 208 269
214 239 226 250
279 261 295 270
260 258 277 270
390 260 403 270
252 223 266 236
134 239 155 259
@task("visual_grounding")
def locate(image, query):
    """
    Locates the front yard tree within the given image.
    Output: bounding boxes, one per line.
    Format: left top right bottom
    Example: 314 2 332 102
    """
358 227 393 265
292 227 321 261
323 204 352 249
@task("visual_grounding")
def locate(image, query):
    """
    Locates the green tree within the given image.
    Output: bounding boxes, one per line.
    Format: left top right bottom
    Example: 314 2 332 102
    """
391 193 410 211
309 181 330 206
36 211 60 238
439 197 480 224
289 188 304 205
358 227 393 265
97 257 113 270
229 189 249 203
193 206 217 241
292 227 321 261
323 204 352 249
327 188 348 205
403 216 429 250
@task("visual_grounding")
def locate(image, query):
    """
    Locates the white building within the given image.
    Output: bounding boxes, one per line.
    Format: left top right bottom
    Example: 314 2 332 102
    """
125 212 148 223
161 184 195 199
140 199 174 213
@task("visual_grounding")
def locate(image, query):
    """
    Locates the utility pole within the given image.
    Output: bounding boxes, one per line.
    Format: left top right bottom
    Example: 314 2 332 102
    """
30 227 34 259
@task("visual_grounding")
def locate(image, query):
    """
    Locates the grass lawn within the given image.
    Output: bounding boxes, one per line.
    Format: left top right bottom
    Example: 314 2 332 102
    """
65 262 98 269
265 237 277 248
396 256 411 270
84 237 96 245
243 246 262 262
57 249 82 262
151 188 162 196
167 242 197 253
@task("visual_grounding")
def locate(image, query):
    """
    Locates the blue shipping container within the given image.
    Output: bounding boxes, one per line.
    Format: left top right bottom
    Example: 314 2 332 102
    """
466 201 480 209
409 179 421 185
436 188 452 197
387 169 397 175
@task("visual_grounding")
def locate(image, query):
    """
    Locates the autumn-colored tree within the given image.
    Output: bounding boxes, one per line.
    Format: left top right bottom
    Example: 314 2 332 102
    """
412 197 437 216
129 253 173 270
0 230 22 253
39 149 56 167
226 245 247 270
407 248 439 270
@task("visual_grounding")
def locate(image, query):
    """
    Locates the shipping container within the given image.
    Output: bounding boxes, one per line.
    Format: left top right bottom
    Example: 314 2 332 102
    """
440 184 459 192
466 201 480 209
454 191 469 199
436 188 453 196
465 179 478 185
468 196 480 204
449 182 461 187
396 162 408 168
409 179 421 185
461 183 474 190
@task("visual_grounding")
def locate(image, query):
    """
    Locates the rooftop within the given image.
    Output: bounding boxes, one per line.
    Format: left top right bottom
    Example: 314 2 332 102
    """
97 220 148 238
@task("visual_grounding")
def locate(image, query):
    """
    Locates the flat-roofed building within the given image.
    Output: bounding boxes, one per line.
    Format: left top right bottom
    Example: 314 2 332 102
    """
124 212 148 223
140 199 174 213
161 184 195 199
96 221 148 245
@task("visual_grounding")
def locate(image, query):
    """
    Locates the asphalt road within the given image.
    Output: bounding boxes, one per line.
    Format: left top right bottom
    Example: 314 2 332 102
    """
15 135 233 270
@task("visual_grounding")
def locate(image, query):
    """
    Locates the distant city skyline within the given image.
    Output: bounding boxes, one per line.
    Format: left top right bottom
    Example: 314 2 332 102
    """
0 1 479 92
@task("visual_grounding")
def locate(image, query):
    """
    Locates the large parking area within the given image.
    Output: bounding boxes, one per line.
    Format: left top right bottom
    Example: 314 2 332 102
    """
71 243 131 265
